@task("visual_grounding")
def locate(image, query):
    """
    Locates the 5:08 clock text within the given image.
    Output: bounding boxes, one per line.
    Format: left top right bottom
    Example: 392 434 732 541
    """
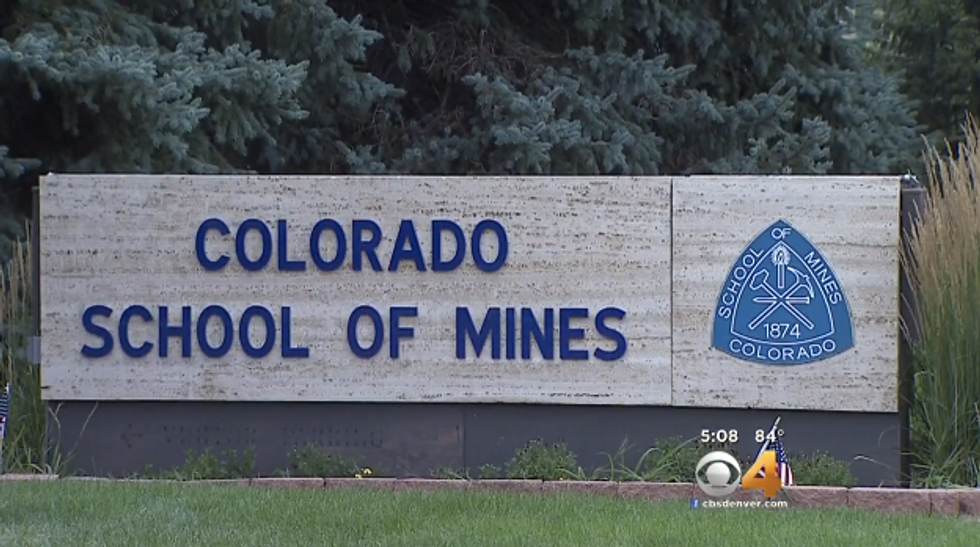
699 429 739 443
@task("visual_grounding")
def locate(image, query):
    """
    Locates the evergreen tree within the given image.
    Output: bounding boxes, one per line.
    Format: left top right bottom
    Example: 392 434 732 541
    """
872 0 980 146
0 0 398 259
0 0 924 250
0 0 397 176
341 0 923 175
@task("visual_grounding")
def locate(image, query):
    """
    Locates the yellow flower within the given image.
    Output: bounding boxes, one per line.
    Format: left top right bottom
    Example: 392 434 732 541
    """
363 468 373 476
354 473 363 479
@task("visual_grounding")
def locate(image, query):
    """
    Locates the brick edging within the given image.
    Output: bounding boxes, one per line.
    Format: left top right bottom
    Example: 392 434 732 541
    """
4 474 978 517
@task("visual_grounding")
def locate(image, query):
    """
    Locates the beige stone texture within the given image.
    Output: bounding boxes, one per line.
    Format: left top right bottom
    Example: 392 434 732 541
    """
847 486 932 513
471 479 544 493
671 176 899 412
618 481 697 500
782 486 848 508
541 480 619 496
40 175 672 404
958 489 980 516
929 491 961 516
250 477 324 488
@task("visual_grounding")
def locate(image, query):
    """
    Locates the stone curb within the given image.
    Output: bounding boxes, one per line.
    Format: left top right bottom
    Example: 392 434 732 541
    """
5 475 978 517
0 473 59 481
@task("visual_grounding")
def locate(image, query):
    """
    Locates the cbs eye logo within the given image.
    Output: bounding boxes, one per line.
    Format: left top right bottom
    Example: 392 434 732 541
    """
695 451 742 497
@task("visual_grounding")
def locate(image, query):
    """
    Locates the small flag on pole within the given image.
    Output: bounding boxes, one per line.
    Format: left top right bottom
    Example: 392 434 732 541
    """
772 434 794 487
0 383 9 474
0 383 8 429
752 417 794 487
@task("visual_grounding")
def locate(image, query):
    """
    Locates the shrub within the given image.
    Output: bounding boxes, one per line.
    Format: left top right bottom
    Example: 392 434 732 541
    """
791 452 857 487
0 230 50 473
282 444 363 478
903 114 980 487
630 436 713 483
505 439 579 480
142 447 256 480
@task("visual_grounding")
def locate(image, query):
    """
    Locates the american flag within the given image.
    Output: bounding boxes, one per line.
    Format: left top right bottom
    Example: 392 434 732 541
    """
769 435 794 486
0 383 8 427
753 420 794 487
0 383 8 473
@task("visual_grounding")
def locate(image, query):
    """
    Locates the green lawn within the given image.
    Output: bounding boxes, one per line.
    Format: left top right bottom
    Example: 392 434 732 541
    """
1 482 978 546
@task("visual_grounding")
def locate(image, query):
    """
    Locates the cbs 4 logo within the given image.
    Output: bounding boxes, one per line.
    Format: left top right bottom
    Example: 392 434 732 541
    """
695 450 784 498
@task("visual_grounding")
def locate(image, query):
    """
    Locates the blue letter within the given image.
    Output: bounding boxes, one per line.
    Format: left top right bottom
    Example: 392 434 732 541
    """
310 219 346 271
505 308 517 359
432 220 465 272
352 220 382 271
389 220 426 272
559 308 589 360
281 306 309 358
277 220 305 271
196 218 230 271
119 305 153 358
235 218 273 271
239 306 276 358
81 305 113 358
389 306 417 358
595 307 627 361
521 308 554 359
455 307 501 359
159 306 192 358
348 305 384 358
471 220 508 272
197 305 233 358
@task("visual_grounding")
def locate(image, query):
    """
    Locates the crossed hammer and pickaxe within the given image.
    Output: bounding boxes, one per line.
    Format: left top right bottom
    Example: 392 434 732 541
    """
747 266 815 331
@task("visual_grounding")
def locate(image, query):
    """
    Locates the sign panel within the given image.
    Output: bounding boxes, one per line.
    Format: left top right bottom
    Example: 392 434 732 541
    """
671 176 899 412
40 175 673 403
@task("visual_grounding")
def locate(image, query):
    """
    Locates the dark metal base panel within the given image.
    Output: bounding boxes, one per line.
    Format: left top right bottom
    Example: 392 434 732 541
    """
47 402 900 486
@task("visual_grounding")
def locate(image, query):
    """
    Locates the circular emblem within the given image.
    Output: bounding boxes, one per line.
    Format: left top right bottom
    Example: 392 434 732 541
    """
695 451 742 497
